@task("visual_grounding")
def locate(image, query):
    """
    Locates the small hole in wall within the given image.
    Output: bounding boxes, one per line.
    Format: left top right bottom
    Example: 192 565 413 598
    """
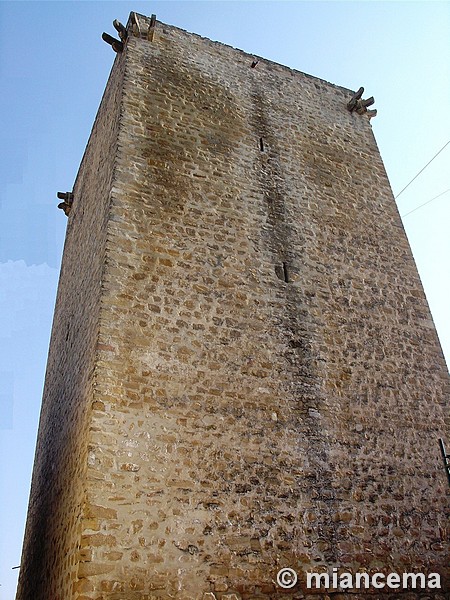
259 137 265 152
275 262 290 283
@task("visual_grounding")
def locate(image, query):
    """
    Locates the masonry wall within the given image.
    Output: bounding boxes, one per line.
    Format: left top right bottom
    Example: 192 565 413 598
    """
19 13 449 600
16 54 125 600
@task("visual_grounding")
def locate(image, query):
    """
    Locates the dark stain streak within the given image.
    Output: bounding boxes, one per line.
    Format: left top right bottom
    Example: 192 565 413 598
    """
249 84 339 564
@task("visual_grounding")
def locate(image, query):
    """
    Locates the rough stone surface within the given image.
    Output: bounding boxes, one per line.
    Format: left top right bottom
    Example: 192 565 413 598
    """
17 13 449 600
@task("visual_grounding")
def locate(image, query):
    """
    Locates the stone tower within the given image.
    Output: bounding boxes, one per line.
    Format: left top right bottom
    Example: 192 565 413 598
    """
17 12 448 600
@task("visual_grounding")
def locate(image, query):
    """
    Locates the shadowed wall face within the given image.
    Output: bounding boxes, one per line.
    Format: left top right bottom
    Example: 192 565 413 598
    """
18 13 448 600
15 52 126 600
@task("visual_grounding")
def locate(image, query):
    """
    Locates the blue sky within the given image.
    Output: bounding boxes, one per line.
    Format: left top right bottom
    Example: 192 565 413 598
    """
0 1 449 597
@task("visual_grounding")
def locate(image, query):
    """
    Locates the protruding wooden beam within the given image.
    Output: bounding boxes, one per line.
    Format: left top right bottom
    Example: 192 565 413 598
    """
347 87 364 112
113 19 128 42
57 192 74 202
130 12 141 37
57 192 74 217
102 32 123 53
148 14 157 41
347 87 376 117
361 96 375 108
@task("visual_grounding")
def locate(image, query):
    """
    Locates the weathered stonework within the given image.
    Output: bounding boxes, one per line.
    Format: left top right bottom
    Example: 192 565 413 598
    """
17 13 449 600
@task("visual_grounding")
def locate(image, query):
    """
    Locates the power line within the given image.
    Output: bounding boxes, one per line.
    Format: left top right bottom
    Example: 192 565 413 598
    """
395 140 450 200
401 188 450 218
